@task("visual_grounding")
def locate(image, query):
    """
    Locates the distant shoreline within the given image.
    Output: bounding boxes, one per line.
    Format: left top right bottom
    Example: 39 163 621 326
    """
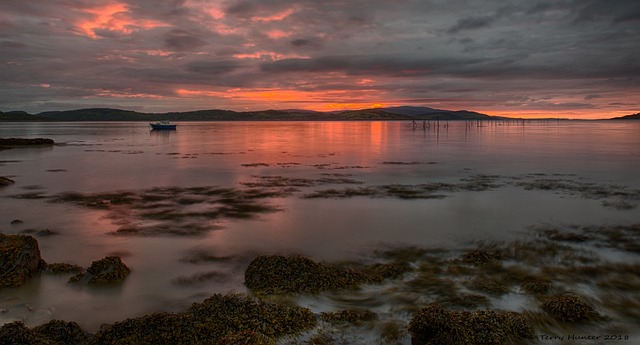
1 107 637 122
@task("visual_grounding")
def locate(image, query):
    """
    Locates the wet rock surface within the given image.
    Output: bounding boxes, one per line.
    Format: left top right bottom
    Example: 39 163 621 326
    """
0 234 46 288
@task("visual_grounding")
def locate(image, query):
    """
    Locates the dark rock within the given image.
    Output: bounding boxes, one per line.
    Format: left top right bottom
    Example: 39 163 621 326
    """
408 303 534 345
0 234 46 288
69 256 130 285
10 219 23 225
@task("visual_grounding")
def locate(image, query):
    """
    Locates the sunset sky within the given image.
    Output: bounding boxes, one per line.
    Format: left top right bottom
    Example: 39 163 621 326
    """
1 0 638 118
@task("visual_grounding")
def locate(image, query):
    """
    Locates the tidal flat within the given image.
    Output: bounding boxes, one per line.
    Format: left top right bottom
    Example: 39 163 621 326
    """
1 121 639 344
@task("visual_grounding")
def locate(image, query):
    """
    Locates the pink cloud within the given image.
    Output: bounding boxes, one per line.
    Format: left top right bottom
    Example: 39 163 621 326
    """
76 2 168 39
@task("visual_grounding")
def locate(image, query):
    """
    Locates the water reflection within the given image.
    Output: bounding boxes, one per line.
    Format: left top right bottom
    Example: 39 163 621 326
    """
1 121 640 335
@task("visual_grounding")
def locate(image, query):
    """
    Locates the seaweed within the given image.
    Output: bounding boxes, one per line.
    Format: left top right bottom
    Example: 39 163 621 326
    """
320 309 377 325
408 304 534 345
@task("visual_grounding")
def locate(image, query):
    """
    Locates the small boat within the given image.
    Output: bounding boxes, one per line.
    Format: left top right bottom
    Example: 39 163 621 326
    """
150 121 177 130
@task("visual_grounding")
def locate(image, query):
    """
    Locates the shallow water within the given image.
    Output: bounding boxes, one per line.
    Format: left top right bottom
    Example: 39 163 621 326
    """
1 120 640 338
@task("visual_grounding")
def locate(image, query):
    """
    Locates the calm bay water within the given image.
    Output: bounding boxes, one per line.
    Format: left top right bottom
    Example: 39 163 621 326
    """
1 120 640 337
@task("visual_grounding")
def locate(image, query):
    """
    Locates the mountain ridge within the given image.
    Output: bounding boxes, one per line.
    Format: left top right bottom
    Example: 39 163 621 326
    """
2 107 492 121
3 107 637 121
610 113 640 120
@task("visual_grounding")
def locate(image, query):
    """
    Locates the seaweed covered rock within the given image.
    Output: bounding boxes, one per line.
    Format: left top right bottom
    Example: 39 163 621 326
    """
69 256 130 285
408 303 534 345
0 234 46 288
33 320 92 345
188 293 317 338
93 293 316 344
245 255 363 294
0 321 52 345
541 294 599 322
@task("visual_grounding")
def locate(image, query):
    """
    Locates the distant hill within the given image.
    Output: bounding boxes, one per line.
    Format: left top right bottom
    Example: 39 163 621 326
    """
0 111 55 122
611 113 640 120
34 108 413 121
381 106 493 120
1 106 492 121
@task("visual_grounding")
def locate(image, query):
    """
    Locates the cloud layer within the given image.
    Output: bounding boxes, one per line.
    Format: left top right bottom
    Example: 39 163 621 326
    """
1 0 638 118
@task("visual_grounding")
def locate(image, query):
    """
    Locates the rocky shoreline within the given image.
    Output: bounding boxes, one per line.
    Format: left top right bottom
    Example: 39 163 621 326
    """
1 223 639 344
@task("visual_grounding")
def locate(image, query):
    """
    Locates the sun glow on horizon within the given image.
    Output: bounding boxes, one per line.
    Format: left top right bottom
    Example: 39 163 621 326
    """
170 88 634 119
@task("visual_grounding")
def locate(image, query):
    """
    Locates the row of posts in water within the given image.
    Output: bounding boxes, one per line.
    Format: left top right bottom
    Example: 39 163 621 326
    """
411 118 561 130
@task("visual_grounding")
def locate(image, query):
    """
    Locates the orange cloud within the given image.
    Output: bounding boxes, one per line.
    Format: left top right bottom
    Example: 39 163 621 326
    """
175 87 388 112
266 30 291 39
251 8 295 22
77 3 168 39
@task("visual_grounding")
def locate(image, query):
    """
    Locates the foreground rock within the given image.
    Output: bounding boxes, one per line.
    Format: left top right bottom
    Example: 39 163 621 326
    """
93 293 316 345
0 234 46 288
69 256 130 285
0 293 316 345
408 303 534 345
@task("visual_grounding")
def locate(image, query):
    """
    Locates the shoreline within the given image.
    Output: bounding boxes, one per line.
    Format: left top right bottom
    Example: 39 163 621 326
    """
2 222 639 344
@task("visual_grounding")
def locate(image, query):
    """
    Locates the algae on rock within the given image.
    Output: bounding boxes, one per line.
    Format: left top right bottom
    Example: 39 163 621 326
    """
0 233 46 288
